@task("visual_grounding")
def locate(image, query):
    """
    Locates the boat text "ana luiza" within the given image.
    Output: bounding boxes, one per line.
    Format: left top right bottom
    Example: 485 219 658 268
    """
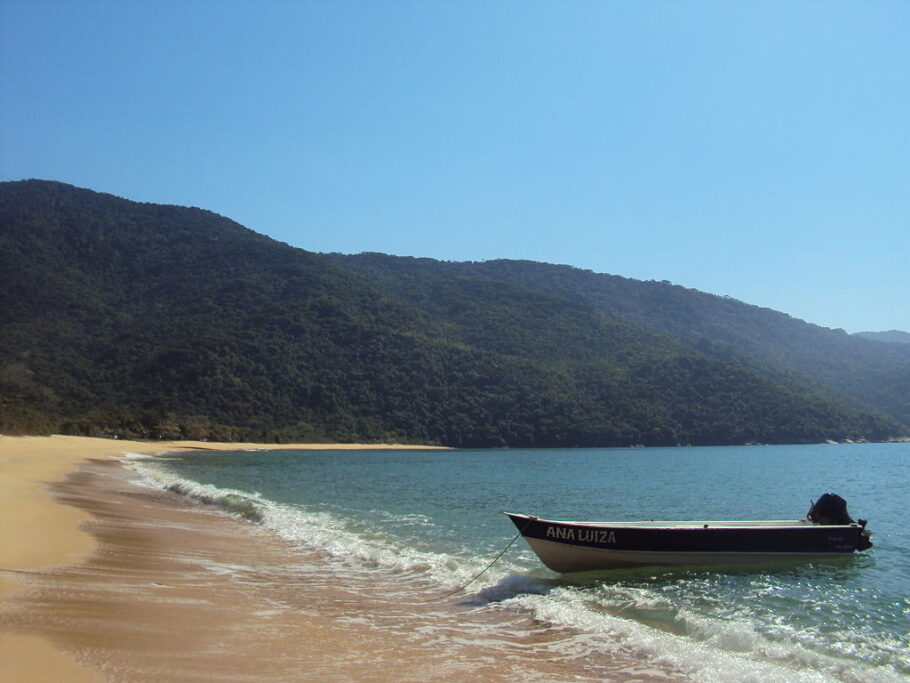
546 525 616 544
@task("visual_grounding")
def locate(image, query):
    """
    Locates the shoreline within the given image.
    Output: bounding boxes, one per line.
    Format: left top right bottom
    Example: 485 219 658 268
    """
0 435 448 682
1 435 663 681
8 436 899 680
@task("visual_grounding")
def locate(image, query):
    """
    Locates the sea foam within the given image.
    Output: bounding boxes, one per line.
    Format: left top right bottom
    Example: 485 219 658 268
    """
124 459 504 590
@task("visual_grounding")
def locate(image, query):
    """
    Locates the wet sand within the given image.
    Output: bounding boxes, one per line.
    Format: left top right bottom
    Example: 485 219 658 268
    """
0 436 668 681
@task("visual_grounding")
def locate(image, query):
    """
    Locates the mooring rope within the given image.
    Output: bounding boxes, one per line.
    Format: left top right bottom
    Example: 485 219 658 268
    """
423 516 532 602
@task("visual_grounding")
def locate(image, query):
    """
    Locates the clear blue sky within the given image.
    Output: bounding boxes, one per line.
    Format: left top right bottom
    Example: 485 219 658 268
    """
2 2 907 333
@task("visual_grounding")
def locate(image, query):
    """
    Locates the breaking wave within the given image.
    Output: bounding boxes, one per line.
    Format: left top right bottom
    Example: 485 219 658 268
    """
124 458 516 590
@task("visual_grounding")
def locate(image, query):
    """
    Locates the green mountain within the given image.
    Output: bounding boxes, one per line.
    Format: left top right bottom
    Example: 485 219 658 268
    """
1 180 906 446
326 253 910 432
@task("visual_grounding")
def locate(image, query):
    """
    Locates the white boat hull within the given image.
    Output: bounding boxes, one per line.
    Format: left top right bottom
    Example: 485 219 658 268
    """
523 536 853 572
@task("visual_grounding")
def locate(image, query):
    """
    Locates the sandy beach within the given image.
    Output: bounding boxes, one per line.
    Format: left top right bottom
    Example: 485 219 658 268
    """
0 435 462 683
2 436 655 682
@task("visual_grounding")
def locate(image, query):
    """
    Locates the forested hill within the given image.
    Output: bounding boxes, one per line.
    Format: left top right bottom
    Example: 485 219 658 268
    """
327 253 910 432
1 180 906 447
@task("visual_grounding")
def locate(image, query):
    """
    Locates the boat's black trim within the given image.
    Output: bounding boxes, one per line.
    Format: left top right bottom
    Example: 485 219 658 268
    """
505 513 867 555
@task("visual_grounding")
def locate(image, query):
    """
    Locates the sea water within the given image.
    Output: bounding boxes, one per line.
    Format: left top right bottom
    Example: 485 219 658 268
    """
126 443 910 681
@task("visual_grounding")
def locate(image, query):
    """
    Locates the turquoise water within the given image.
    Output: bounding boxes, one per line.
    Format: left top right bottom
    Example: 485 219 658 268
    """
128 443 910 681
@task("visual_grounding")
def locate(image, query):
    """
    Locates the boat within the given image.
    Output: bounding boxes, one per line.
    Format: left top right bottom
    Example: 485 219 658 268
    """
504 493 872 572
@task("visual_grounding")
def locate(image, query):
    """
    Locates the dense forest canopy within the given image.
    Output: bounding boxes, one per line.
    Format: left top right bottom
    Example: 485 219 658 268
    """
1 180 908 446
326 253 910 432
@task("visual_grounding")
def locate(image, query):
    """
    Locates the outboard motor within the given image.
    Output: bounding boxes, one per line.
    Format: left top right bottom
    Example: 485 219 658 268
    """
807 493 854 525
808 493 872 550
